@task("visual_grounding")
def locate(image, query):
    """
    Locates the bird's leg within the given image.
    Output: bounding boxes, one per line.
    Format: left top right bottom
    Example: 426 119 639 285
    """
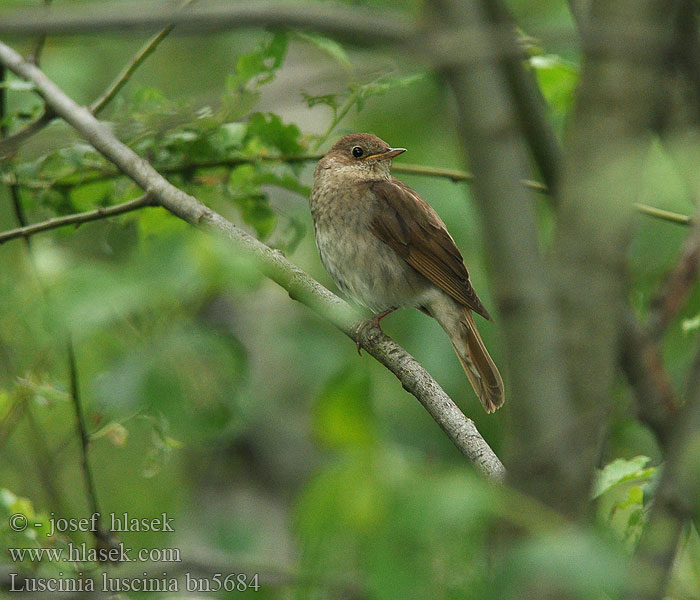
355 306 397 354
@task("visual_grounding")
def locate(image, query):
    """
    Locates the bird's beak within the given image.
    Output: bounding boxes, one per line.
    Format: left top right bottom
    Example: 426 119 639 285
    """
364 147 407 161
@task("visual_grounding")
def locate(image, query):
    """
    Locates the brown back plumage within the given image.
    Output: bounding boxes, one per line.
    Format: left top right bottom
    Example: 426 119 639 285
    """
368 177 504 412
369 178 491 320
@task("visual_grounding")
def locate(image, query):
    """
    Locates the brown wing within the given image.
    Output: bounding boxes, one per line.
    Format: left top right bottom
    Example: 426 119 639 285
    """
369 178 491 320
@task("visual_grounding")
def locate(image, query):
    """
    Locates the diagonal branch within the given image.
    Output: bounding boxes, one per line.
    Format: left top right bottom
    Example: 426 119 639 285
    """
89 25 174 115
0 39 505 479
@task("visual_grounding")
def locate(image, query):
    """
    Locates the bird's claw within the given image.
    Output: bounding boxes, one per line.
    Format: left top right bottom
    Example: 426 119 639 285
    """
354 320 374 356
354 307 397 355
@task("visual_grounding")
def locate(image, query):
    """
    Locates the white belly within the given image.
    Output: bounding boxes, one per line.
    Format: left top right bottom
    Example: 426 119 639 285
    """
314 221 432 313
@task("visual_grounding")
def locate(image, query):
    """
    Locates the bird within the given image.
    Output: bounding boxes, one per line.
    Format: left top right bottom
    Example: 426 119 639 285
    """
309 133 504 413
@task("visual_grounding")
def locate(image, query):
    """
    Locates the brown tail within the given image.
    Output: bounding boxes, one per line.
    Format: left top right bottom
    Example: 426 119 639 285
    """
451 308 505 413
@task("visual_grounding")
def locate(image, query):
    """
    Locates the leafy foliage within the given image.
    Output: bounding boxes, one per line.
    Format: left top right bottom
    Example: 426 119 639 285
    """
528 53 579 129
227 32 290 91
594 456 658 551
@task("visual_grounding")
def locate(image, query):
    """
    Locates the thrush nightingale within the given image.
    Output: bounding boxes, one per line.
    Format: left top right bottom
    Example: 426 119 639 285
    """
310 133 504 413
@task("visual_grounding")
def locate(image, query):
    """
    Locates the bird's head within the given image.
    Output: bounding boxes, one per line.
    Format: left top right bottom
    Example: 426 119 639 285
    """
317 133 406 181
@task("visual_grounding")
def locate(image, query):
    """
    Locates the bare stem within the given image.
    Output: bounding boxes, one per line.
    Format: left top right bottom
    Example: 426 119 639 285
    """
0 194 155 245
90 0 195 115
634 202 692 226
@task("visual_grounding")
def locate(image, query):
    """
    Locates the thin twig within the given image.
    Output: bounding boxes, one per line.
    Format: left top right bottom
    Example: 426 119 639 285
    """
0 66 31 243
27 0 52 65
32 155 487 187
0 65 6 138
24 405 69 517
0 194 155 245
8 153 685 225
634 202 693 225
90 27 173 115
90 0 195 116
0 392 27 449
313 87 360 151
67 337 112 545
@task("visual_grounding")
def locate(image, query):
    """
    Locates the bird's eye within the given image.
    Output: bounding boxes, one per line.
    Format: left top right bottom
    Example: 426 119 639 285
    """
351 146 364 158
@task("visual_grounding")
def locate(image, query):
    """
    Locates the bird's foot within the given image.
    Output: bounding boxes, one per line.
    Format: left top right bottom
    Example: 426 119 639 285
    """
354 307 397 355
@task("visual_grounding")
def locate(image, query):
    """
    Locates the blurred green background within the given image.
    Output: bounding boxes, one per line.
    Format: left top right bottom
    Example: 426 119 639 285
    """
1 0 699 598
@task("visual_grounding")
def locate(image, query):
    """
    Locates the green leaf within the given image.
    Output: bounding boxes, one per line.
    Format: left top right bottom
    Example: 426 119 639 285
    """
246 112 303 155
301 91 340 111
91 421 129 447
228 32 290 90
294 31 351 67
529 54 579 117
227 164 278 239
594 456 658 551
593 455 653 498
682 313 700 333
218 122 247 148
0 79 36 92
237 192 277 239
140 414 181 478
0 489 52 549
15 376 70 406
